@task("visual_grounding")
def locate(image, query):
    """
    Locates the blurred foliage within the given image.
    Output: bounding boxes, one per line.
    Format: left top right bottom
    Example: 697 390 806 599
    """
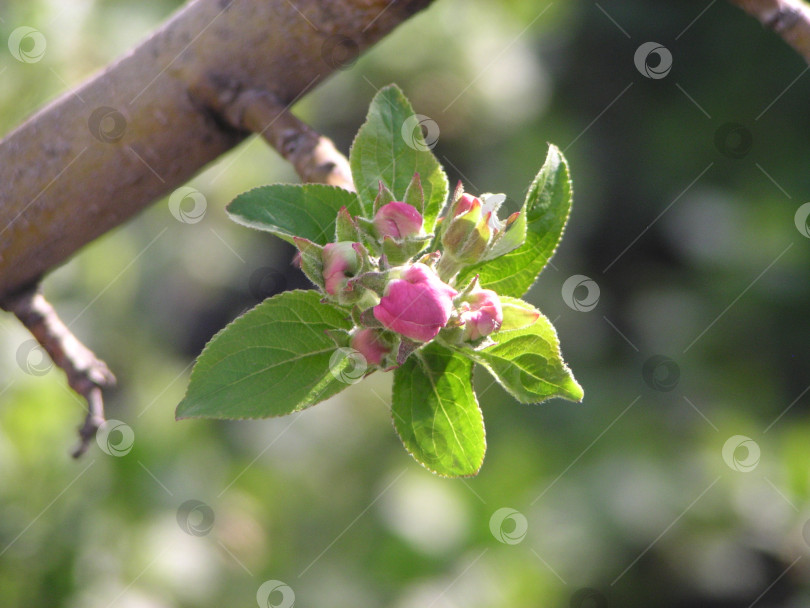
2 0 810 606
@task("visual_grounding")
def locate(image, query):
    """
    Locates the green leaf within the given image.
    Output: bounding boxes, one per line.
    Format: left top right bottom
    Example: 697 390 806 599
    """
456 145 573 297
177 290 355 420
227 184 363 246
457 303 583 404
392 343 485 477
350 84 449 231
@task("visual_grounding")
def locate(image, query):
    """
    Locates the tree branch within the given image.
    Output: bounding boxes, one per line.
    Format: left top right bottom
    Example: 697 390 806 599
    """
1 287 115 457
728 0 810 63
190 81 354 190
0 0 433 455
0 0 433 300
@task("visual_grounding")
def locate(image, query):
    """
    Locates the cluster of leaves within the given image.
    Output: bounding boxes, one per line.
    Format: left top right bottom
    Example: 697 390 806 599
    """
176 85 581 477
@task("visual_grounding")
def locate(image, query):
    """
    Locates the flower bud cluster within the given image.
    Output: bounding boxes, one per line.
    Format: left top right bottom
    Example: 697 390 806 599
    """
293 174 520 370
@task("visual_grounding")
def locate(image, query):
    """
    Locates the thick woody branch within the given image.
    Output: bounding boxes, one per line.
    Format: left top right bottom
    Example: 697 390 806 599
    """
1 288 115 457
0 0 431 456
0 0 433 300
191 82 354 190
729 0 810 63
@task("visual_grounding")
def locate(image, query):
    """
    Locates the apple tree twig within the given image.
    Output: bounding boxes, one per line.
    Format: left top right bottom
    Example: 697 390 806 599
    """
1 287 115 457
192 80 355 190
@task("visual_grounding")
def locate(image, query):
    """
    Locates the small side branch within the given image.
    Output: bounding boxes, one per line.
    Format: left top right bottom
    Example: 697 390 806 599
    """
1 287 115 457
729 0 810 63
192 80 354 191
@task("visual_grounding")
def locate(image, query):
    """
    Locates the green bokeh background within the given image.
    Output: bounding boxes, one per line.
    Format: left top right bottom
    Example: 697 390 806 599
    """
2 1 810 606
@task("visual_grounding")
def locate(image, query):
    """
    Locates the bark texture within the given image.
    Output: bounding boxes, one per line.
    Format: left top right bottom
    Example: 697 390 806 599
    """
0 0 433 299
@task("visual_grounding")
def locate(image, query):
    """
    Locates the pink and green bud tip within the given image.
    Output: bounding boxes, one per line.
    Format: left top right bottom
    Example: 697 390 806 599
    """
350 328 391 366
373 202 424 240
322 241 360 296
441 193 492 265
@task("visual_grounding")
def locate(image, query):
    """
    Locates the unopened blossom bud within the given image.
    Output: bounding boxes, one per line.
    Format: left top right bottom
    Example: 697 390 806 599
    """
350 328 390 366
459 289 503 341
453 193 478 216
441 193 492 265
322 241 360 296
373 263 458 342
373 202 424 240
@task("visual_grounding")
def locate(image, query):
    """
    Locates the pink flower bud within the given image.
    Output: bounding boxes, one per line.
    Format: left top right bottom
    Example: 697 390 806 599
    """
373 202 424 240
460 289 503 341
322 241 360 296
373 263 458 342
350 328 390 366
